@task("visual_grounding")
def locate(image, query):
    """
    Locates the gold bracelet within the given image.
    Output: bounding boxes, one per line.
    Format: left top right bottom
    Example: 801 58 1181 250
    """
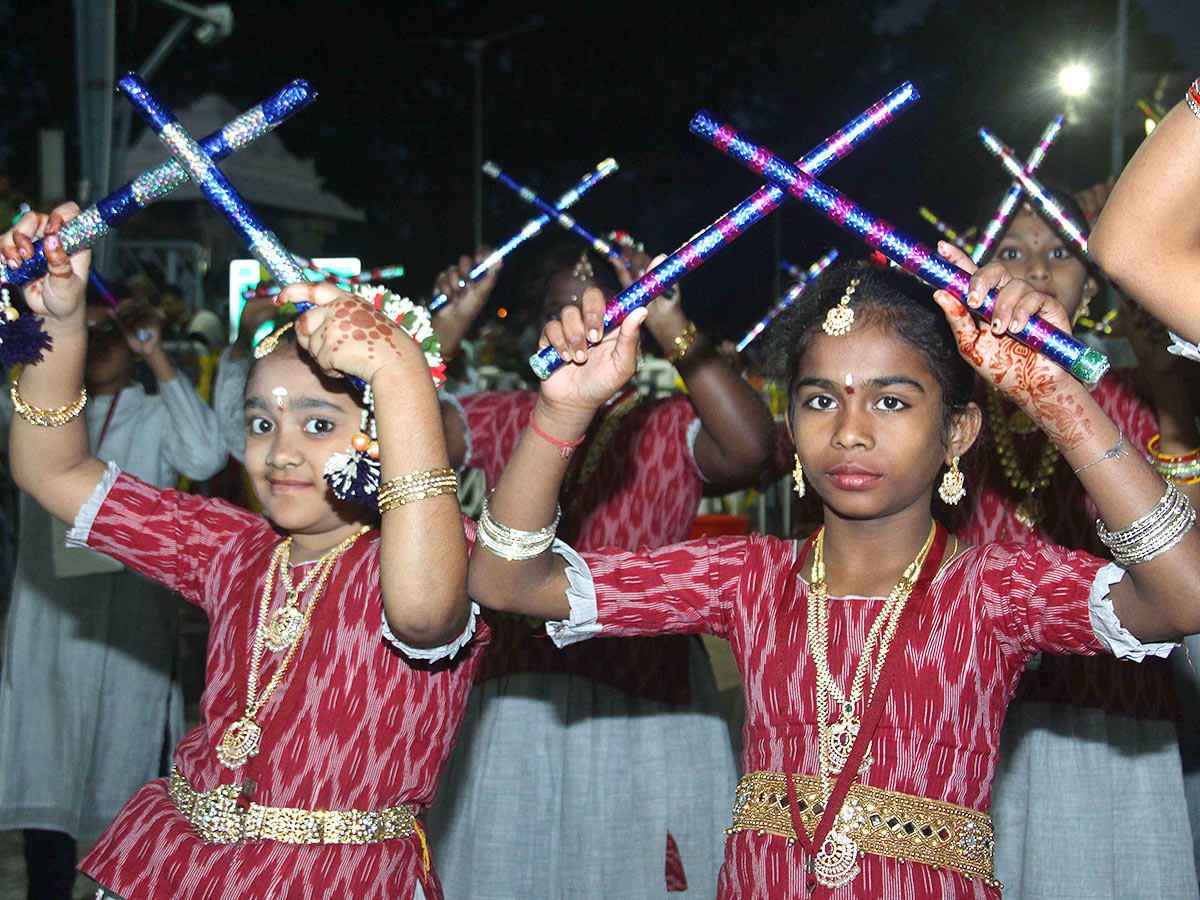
10 382 88 427
377 467 458 511
666 323 698 365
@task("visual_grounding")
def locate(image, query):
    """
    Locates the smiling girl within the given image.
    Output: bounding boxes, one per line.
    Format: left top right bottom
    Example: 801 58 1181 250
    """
2 205 481 900
464 257 1200 898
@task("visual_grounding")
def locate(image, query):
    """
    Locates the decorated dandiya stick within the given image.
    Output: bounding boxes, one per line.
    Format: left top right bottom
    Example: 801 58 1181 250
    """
117 74 378 391
690 113 1109 386
88 270 121 309
429 157 618 311
119 74 307 288
1137 99 1163 124
1 80 316 289
350 265 405 283
527 81 920 380
483 161 627 265
919 207 973 252
737 248 839 352
971 115 1064 263
978 128 1094 262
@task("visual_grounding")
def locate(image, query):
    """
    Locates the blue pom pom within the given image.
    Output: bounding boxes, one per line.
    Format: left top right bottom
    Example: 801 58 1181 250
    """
323 448 381 507
0 315 52 370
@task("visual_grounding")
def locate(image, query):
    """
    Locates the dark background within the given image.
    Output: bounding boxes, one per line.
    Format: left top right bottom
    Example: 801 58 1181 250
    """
0 0 1192 339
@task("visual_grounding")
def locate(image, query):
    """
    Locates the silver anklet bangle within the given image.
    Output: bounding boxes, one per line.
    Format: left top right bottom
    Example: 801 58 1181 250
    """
477 496 561 561
1096 481 1197 566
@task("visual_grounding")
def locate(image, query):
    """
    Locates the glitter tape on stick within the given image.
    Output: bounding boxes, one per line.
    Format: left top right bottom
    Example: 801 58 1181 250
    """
689 113 1108 386
919 207 973 252
738 248 839 352
118 73 306 286
483 161 627 265
971 115 1065 263
528 82 920 379
430 158 618 311
350 265 405 283
1 80 316 289
977 128 1093 263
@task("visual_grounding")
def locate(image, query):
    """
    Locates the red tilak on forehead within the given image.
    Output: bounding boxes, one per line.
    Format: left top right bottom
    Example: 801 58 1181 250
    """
844 372 855 394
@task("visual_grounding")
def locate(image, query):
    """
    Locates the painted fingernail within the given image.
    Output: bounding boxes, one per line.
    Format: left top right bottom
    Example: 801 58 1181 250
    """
44 235 59 251
991 319 1005 333
6 257 15 269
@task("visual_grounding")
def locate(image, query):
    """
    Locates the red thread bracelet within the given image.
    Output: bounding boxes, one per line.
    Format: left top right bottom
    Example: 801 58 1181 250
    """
528 415 585 459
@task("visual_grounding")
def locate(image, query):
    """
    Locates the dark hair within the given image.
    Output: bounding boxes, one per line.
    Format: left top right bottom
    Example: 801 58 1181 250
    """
768 258 976 447
974 181 1089 264
523 241 623 311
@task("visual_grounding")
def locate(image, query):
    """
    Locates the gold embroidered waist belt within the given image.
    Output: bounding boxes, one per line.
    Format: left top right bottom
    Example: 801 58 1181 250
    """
169 768 419 845
728 771 998 886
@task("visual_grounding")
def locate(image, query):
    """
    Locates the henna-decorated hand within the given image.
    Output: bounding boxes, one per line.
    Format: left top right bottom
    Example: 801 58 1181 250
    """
279 282 429 387
933 242 1093 451
537 286 646 427
0 203 89 324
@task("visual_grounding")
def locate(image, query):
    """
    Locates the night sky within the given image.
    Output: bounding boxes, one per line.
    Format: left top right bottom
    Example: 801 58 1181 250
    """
0 0 1188 341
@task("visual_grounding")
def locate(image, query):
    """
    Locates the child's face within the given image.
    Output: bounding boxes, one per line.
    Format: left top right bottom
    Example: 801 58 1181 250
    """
993 207 1097 319
243 351 366 536
790 320 976 522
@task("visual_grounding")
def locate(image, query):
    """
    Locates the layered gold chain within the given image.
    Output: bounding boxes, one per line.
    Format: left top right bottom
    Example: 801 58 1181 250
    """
216 526 369 769
986 387 1060 527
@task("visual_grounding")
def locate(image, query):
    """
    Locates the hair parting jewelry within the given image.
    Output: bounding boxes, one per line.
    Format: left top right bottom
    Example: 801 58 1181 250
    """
822 277 860 336
376 467 458 511
528 414 585 459
253 320 295 359
477 496 561 561
10 381 88 427
1186 77 1200 120
1096 481 1196 567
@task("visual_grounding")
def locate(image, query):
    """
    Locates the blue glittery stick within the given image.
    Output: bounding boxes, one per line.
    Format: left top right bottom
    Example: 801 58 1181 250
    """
529 82 919 380
483 161 627 265
737 249 839 352
429 158 618 311
2 80 316 288
117 73 306 286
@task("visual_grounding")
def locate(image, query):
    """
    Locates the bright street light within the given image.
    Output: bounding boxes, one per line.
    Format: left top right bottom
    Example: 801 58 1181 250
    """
1059 64 1092 96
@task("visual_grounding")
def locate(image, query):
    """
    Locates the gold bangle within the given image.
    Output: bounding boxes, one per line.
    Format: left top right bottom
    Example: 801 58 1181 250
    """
666 323 698 365
10 382 88 427
377 467 458 511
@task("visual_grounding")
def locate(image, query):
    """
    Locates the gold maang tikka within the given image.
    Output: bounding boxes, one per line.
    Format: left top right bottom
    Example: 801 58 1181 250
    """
822 277 860 336
254 321 296 359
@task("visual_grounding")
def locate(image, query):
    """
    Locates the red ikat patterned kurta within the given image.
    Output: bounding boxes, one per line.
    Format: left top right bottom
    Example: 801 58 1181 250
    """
461 389 704 702
576 534 1110 899
76 473 489 900
961 369 1176 720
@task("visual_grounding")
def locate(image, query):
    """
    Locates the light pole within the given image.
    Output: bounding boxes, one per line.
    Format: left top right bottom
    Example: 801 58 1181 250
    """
414 18 545 250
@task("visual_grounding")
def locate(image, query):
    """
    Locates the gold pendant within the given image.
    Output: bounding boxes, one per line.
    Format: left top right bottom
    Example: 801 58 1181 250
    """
813 825 861 888
264 604 306 652
217 716 262 769
1014 496 1042 528
825 711 873 775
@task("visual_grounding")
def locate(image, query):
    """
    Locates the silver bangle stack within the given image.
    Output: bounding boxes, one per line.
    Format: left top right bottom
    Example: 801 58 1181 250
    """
477 496 561 561
1096 481 1197 566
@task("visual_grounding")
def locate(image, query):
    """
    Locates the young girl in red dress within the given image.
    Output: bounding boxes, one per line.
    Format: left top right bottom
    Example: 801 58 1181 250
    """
1 205 481 900
465 253 1200 899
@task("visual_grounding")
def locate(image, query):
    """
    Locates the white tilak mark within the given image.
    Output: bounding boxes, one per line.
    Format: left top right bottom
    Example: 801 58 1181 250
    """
272 387 288 408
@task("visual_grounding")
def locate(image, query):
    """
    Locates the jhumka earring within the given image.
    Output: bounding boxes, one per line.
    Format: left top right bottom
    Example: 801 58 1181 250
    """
938 456 966 505
793 453 806 497
823 277 860 336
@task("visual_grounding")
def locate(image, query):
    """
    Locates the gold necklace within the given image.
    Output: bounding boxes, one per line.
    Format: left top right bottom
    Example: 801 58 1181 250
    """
266 544 346 651
216 526 369 769
986 387 1060 527
805 524 936 887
